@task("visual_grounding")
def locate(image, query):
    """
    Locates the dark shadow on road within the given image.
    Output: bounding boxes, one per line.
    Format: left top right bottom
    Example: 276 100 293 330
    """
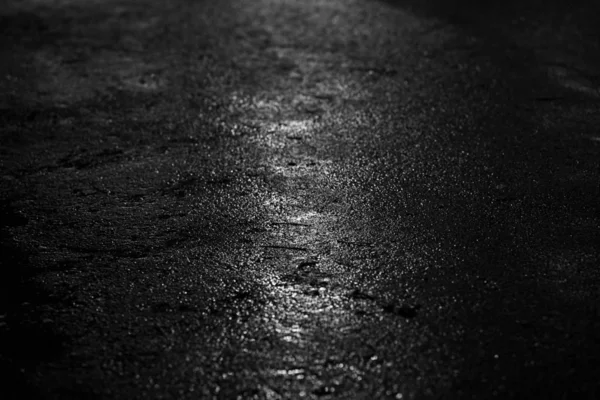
0 201 70 400
362 0 600 397
380 0 600 96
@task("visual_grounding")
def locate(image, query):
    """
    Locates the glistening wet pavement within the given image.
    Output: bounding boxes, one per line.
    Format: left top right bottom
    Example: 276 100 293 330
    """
1 0 600 398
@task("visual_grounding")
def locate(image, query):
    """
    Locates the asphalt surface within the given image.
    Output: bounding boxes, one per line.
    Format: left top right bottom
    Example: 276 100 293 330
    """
1 0 599 399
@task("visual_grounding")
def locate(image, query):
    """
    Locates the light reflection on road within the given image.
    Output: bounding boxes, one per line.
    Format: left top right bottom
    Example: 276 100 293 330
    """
253 115 363 393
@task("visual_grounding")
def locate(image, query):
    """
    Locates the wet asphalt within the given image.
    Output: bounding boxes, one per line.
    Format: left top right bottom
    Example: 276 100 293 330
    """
1 0 599 399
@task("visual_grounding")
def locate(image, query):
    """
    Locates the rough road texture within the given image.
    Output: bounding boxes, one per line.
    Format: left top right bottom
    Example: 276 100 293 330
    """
1 0 599 399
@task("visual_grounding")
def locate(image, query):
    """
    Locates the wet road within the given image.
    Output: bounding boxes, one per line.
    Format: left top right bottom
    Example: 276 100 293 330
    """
1 0 599 399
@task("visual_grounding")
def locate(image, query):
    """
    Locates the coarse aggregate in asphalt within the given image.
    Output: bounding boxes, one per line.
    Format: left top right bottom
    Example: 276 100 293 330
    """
1 0 599 399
